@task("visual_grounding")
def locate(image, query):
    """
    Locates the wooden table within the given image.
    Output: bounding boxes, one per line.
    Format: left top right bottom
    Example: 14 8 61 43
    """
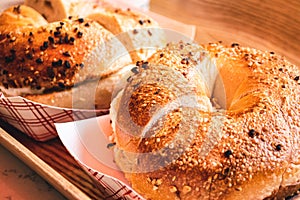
0 0 299 199
151 0 300 66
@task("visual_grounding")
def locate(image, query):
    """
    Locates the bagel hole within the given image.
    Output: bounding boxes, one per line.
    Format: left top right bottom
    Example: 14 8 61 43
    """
211 73 227 110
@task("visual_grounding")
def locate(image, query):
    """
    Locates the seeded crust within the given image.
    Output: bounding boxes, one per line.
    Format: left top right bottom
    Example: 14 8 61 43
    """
24 0 166 62
0 16 131 108
87 6 166 62
111 42 300 199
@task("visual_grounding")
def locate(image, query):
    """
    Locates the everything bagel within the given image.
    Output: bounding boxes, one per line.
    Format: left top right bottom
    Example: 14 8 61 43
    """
110 41 300 199
0 5 132 109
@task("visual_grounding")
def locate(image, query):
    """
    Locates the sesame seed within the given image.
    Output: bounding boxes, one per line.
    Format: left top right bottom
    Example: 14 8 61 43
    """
58 81 65 88
78 18 84 23
248 129 256 138
52 59 63 67
152 186 158 191
223 167 230 176
63 51 71 57
154 89 160 95
106 142 116 149
9 37 16 43
48 36 55 44
40 41 49 51
56 26 62 31
138 19 144 25
224 150 233 158
69 37 75 44
136 60 142 66
156 179 162 186
133 29 138 34
28 37 33 43
13 5 21 14
275 144 282 151
181 58 189 65
77 31 83 38
54 31 61 37
169 186 177 193
231 43 239 47
294 76 299 81
142 62 149 69
126 76 132 82
64 35 69 43
131 67 139 74
182 185 192 194
36 58 43 64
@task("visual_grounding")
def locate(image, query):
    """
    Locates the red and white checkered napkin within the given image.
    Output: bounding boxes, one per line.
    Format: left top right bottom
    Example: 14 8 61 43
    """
0 93 108 141
55 115 145 200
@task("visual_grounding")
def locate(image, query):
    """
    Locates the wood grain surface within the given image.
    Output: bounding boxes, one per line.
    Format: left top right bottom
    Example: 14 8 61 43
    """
0 0 299 200
0 120 108 199
151 0 300 66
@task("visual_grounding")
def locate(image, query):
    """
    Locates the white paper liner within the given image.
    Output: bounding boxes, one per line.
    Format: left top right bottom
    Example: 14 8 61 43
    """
55 115 144 200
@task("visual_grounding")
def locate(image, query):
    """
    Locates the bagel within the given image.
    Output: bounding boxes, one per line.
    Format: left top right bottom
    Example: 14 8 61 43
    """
0 15 132 109
24 0 166 62
110 41 300 199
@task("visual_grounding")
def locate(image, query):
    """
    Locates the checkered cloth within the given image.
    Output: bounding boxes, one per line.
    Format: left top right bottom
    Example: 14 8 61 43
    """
0 93 108 141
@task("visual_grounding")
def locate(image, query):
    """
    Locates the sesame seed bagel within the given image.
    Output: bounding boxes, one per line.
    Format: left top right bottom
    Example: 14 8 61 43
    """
0 15 132 109
110 41 300 199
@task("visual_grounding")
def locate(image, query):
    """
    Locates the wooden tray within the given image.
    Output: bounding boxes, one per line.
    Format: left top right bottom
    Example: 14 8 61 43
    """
0 0 299 199
0 120 102 199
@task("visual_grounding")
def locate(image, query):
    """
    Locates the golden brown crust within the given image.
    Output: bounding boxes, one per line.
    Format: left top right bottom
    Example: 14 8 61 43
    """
0 5 48 27
87 7 166 62
0 18 103 91
111 42 300 199
0 15 132 108
24 0 166 62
